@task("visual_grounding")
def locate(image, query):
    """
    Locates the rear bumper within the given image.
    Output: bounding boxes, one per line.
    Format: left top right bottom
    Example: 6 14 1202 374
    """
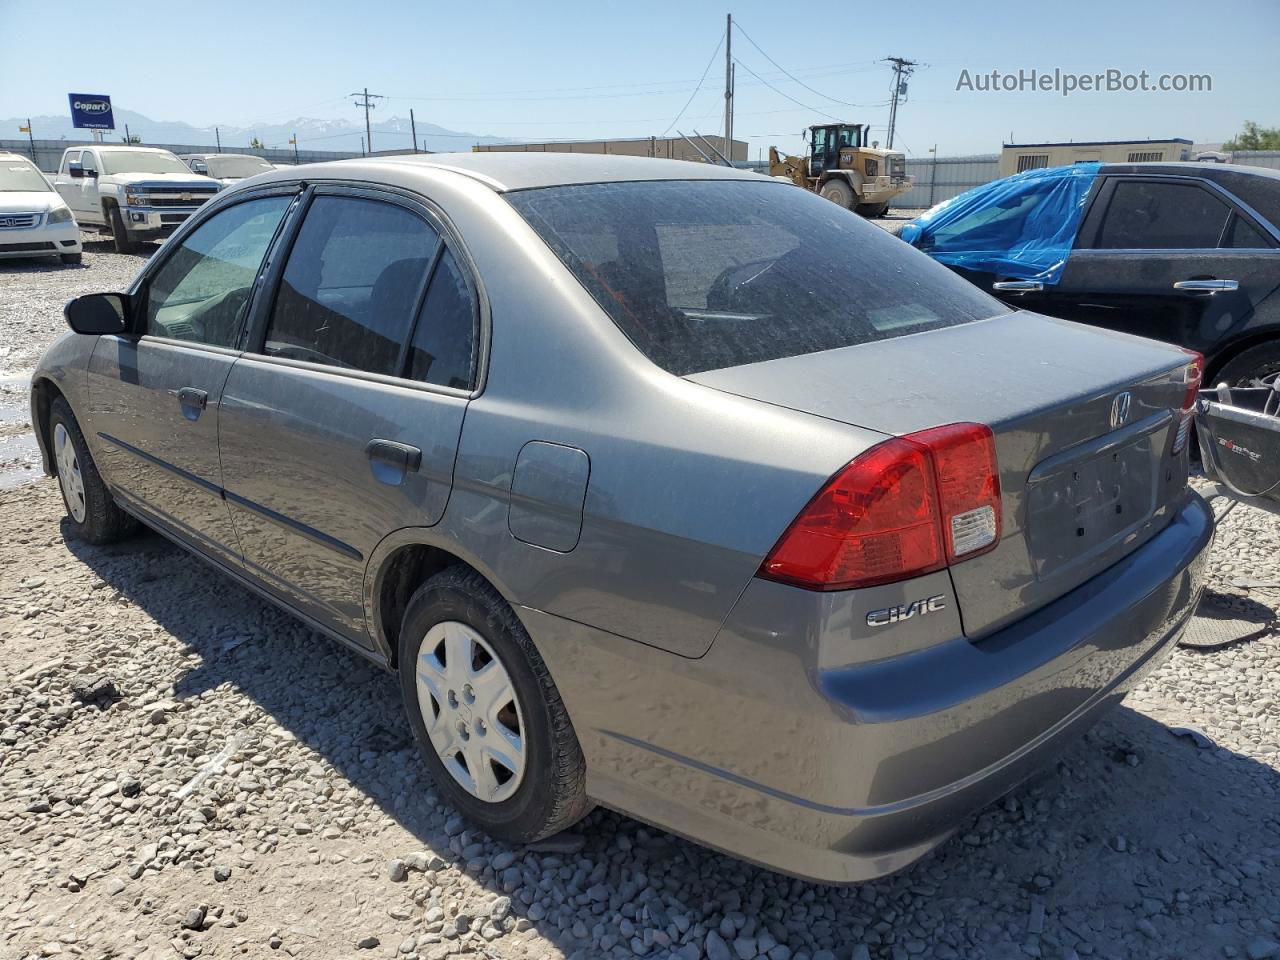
525 492 1212 883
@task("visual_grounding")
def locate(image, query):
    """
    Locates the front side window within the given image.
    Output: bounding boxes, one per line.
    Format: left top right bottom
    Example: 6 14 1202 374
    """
80 152 98 175
1095 180 1230 249
143 195 292 346
508 179 1004 375
264 195 438 375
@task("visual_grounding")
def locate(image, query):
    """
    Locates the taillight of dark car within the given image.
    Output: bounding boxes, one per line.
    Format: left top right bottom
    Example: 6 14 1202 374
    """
759 422 1002 591
1173 349 1204 455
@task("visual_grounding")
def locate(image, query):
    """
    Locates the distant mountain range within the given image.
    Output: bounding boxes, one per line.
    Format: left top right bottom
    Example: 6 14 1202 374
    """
4 108 511 154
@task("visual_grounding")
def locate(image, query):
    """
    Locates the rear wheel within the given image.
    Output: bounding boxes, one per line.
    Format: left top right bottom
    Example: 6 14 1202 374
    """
819 178 854 209
48 397 137 544
107 204 136 254
398 566 590 842
856 201 890 218
1215 342 1280 388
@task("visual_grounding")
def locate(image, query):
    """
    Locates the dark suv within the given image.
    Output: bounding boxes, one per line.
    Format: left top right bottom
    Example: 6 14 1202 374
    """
905 163 1280 386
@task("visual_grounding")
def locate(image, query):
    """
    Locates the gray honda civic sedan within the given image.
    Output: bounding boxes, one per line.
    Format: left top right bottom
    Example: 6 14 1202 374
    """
32 153 1212 883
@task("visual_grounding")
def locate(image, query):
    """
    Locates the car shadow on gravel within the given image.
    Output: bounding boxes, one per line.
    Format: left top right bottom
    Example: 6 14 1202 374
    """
63 521 1280 958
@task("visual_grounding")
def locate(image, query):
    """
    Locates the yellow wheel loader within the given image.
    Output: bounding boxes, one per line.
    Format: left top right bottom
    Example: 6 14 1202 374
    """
769 123 913 217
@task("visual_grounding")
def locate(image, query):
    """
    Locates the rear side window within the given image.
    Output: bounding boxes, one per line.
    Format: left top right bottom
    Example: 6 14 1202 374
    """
409 248 478 390
1095 180 1230 249
507 180 1004 375
1224 214 1273 249
264 195 438 375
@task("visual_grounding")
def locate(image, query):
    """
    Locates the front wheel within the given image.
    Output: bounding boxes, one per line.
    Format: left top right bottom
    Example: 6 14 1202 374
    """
1215 342 1280 388
856 201 891 218
819 178 854 209
48 397 138 544
107 204 136 254
398 566 591 842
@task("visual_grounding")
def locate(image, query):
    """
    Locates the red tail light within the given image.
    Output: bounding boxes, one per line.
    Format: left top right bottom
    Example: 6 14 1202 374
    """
1180 349 1205 411
759 423 1002 591
1172 349 1204 455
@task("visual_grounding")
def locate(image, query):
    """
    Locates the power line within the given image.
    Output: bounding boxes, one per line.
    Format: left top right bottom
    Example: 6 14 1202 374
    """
732 57 841 122
732 22 889 109
662 29 725 136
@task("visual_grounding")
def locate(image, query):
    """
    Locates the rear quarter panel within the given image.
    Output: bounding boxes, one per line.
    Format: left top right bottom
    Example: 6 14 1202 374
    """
401 176 889 658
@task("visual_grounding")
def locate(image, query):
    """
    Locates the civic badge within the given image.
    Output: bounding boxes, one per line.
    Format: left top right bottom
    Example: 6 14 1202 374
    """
1110 391 1132 429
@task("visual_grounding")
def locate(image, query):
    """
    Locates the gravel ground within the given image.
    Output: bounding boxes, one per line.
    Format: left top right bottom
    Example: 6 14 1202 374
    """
0 238 151 489
1 235 1278 960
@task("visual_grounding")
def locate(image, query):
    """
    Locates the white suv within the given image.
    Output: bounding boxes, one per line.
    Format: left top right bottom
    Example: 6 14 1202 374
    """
0 152 82 265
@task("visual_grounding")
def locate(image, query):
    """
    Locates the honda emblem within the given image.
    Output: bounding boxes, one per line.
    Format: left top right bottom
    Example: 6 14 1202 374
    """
1110 392 1132 429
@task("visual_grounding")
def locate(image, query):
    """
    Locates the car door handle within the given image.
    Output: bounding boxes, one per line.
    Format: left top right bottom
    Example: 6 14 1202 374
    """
1173 279 1239 292
168 387 208 421
992 280 1044 293
366 439 422 486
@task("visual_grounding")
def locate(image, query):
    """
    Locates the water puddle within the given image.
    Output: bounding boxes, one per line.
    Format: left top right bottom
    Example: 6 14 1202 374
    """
0 431 41 490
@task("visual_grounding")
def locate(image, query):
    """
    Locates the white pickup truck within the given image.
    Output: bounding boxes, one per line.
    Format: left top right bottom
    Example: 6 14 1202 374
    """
52 145 221 252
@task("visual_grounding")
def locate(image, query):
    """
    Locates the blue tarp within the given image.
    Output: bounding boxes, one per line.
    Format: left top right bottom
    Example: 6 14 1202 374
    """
900 163 1100 285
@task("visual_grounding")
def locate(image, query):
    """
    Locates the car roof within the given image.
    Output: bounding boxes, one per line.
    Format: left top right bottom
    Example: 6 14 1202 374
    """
255 151 769 193
83 145 176 154
1100 161 1280 183
181 153 264 160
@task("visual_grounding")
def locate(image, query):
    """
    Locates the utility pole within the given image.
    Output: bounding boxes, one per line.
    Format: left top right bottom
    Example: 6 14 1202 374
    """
360 135 366 157
124 123 131 143
290 133 299 164
20 119 36 163
884 57 916 150
215 127 222 152
723 13 734 164
351 87 384 155
928 144 938 206
410 109 418 154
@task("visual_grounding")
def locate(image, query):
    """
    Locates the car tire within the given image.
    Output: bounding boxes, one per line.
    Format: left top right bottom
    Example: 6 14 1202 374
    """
1215 342 1280 388
856 201 890 218
819 178 854 209
60 253 82 265
48 397 138 545
107 204 136 254
397 566 591 843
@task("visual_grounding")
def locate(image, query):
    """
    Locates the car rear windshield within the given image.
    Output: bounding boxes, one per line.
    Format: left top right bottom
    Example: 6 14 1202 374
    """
507 179 1005 375
0 160 51 192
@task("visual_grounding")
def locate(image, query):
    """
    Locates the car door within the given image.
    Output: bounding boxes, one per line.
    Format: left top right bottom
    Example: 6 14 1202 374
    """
75 150 103 219
1035 176 1280 354
86 190 296 566
217 187 479 646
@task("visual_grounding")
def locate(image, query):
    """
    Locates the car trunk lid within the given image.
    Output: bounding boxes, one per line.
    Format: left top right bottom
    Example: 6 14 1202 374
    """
687 311 1197 637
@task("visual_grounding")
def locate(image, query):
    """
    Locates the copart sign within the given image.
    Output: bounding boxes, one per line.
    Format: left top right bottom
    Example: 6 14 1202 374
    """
68 94 114 130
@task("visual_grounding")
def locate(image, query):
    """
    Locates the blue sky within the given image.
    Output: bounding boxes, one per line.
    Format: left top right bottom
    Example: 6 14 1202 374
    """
2 0 1276 157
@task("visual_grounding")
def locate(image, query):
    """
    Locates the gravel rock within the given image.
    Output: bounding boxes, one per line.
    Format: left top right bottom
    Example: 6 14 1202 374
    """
0 278 1277 960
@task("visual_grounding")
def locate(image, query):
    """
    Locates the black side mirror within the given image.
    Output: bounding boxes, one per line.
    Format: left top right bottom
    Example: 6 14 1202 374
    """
68 162 84 179
87 168 98 179
65 293 131 335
